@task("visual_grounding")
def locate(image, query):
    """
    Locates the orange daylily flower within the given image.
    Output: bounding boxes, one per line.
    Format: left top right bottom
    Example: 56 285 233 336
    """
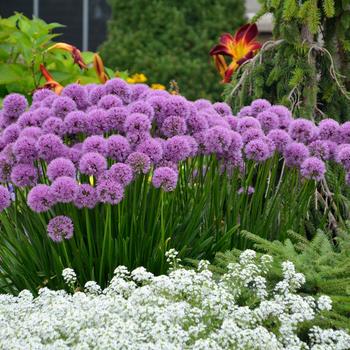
93 53 109 83
210 23 261 83
39 64 63 95
48 43 87 69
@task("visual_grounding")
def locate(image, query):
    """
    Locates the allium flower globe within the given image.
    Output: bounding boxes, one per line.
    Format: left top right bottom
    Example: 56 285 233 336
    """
152 167 178 192
47 215 74 242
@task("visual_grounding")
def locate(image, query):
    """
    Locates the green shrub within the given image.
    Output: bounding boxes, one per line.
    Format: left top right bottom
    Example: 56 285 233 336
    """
100 0 245 101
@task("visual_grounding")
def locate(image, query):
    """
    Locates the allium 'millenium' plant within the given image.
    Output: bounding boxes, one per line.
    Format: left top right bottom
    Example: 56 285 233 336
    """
0 251 349 349
0 82 348 292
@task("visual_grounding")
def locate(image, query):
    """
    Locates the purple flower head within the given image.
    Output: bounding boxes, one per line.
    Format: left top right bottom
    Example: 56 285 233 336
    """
128 101 155 120
267 129 291 153
41 94 57 109
147 96 168 125
251 99 271 116
164 95 190 119
3 93 28 120
108 163 133 186
238 186 255 195
136 138 163 163
228 131 243 152
98 94 123 109
268 106 292 130
213 102 232 117
256 110 279 132
105 78 131 104
51 176 78 203
288 119 316 144
89 85 106 105
164 136 191 162
13 137 38 163
19 127 43 140
224 150 245 173
237 117 261 134
2 143 16 165
64 111 87 134
227 116 238 131
126 131 150 147
156 159 178 172
194 99 212 111
336 145 350 171
244 138 270 162
61 84 89 110
124 113 151 133
18 111 40 128
186 113 209 134
0 155 12 182
47 157 76 181
161 116 187 137
37 134 65 162
0 185 11 211
96 179 124 205
308 140 330 160
126 152 151 174
318 119 339 142
107 135 131 162
29 102 41 111
47 216 74 242
284 142 310 167
52 96 77 119
32 89 54 103
130 84 149 101
65 144 82 166
82 135 107 156
3 124 20 144
42 117 66 137
79 152 107 176
85 83 97 94
300 157 326 181
241 128 264 145
237 106 253 118
10 164 37 187
263 136 276 156
182 136 198 157
325 140 337 160
27 184 55 212
205 126 232 154
33 107 53 125
193 131 210 155
74 184 98 209
106 107 128 133
340 122 350 144
87 108 108 135
152 167 178 192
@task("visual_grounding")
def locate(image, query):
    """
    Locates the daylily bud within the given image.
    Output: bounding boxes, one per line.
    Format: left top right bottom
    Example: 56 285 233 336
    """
93 53 109 83
39 64 63 95
48 43 87 69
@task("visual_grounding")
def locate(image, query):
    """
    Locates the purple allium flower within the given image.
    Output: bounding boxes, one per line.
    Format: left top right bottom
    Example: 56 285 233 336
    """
13 137 38 163
87 108 108 135
288 119 316 144
17 111 40 128
182 136 198 157
89 85 106 105
96 179 124 205
206 126 232 153
325 140 337 160
47 157 76 181
213 102 232 117
251 99 271 116
42 117 66 137
52 96 77 119
244 138 270 162
268 105 292 130
74 184 97 209
108 163 133 186
126 131 150 147
237 117 261 134
237 186 255 195
193 131 210 155
47 215 74 242
136 138 163 163
61 84 89 110
64 111 87 134
10 164 37 187
65 144 82 166
106 107 128 133
0 185 11 211
82 135 107 156
27 184 55 212
263 136 276 156
128 101 155 120
318 119 339 142
148 96 168 126
130 84 149 101
124 113 151 133
79 152 107 176
19 126 43 140
300 157 326 181
0 155 12 182
163 136 191 162
256 110 279 132
241 128 264 145
224 150 245 173
237 106 253 118
126 152 151 174
194 99 212 111
336 145 350 170
41 94 57 109
284 142 310 167
2 143 16 164
155 159 178 172
340 122 350 144
105 78 131 104
107 135 131 162
98 94 123 109
164 95 190 119
227 116 238 131
152 166 178 192
2 93 28 120
308 140 330 160
161 116 187 137
33 107 53 125
3 124 20 144
51 176 78 203
186 113 209 134
32 89 54 103
267 129 291 153
37 134 65 162
228 131 243 152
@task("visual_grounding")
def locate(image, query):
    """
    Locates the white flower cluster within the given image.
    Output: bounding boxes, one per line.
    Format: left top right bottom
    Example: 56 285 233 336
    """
0 250 349 349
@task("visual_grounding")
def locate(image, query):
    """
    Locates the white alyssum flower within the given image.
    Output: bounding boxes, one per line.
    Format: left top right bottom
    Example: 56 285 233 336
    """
0 250 348 349
62 268 77 287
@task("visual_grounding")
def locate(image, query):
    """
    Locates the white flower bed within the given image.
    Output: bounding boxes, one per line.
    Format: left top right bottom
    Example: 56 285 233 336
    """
0 250 349 349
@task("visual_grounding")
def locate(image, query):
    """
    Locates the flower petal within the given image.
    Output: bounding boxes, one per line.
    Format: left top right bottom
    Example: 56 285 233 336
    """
210 44 232 57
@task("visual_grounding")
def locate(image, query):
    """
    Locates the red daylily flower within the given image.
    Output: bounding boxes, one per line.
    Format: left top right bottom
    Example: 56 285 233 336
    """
48 43 87 69
210 23 261 83
39 64 63 95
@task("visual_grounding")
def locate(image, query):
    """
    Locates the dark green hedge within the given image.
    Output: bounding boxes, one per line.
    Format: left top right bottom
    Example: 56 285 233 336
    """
100 0 245 101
